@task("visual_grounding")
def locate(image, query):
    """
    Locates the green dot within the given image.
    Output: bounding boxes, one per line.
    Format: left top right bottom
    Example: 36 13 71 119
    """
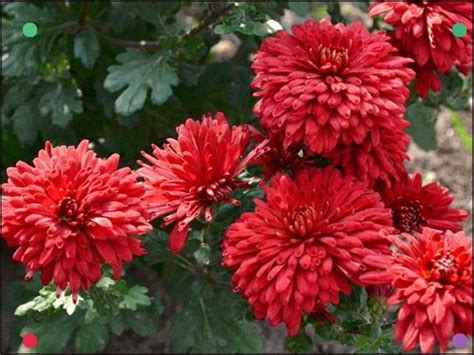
452 22 467 38
22 22 38 38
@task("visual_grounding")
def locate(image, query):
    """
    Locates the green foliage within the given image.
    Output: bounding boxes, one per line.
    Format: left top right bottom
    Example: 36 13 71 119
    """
406 101 439 151
119 285 152 311
2 3 68 77
170 283 263 353
406 70 472 151
286 331 313 353
74 28 100 69
214 3 276 37
12 275 161 353
104 49 178 116
308 285 401 354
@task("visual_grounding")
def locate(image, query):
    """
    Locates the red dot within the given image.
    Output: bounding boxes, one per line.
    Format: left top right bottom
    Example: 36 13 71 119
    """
22 332 38 349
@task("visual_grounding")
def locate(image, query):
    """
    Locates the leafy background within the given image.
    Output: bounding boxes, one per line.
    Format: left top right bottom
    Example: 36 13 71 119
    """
1 1 472 353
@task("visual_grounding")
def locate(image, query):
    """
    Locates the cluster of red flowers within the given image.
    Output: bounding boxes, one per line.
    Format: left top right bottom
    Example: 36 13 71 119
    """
1 3 472 354
369 1 472 97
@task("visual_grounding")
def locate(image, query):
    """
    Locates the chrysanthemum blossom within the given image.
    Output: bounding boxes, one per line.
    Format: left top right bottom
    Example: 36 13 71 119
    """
251 18 415 154
1 140 152 299
377 171 468 233
138 112 269 254
369 1 472 97
327 120 411 188
361 228 472 353
222 167 394 336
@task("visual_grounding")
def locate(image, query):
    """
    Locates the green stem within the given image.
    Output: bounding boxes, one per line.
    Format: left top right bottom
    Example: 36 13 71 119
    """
449 109 473 152
327 2 347 24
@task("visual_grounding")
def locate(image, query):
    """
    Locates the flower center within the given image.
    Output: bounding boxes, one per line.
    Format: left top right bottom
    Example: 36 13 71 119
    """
392 200 426 233
317 45 349 74
428 251 459 283
284 204 317 237
197 176 235 203
57 197 84 226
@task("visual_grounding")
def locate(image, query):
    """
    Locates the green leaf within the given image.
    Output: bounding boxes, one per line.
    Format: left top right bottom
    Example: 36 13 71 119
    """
406 101 439 151
104 49 178 116
74 322 109 353
119 285 152 311
38 83 83 128
193 243 211 266
288 2 311 17
170 287 263 353
213 4 275 37
124 310 157 337
17 313 77 353
286 332 313 353
110 313 126 336
73 28 100 69
11 105 38 146
2 3 68 77
14 286 56 316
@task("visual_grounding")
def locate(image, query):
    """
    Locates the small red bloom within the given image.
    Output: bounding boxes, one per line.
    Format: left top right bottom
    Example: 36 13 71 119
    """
327 120 411 188
222 167 393 336
361 229 472 353
377 171 468 233
253 131 307 184
1 140 152 299
369 1 473 97
138 112 268 254
251 18 415 154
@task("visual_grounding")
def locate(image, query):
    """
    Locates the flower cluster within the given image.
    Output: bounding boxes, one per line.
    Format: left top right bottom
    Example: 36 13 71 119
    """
369 1 472 97
2 12 472 355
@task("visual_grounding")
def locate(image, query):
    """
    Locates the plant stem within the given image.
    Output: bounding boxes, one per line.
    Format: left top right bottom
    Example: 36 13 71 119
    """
188 3 235 36
449 109 473 152
78 2 89 27
94 2 235 50
97 33 162 49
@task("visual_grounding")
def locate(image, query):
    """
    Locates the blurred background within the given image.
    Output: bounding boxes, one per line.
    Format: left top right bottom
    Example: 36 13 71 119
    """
2 2 472 353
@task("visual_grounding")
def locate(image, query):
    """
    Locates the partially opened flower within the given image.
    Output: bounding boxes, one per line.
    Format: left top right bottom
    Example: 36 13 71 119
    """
377 171 468 233
369 1 472 97
222 167 393 336
361 228 472 353
1 140 152 299
327 120 411 188
253 131 307 184
138 112 268 254
251 18 415 154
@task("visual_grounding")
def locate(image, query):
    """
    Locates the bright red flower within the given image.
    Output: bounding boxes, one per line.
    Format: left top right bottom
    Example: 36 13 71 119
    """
138 112 268 254
251 18 415 155
222 167 394 336
1 140 152 299
361 228 472 353
327 120 411 188
377 171 468 233
369 1 473 97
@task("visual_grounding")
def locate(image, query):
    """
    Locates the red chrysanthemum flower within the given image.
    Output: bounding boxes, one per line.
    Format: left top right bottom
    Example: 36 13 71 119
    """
327 120 411 188
369 1 473 97
361 228 472 353
137 112 268 254
377 171 468 233
1 140 152 299
251 18 415 154
222 167 394 336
